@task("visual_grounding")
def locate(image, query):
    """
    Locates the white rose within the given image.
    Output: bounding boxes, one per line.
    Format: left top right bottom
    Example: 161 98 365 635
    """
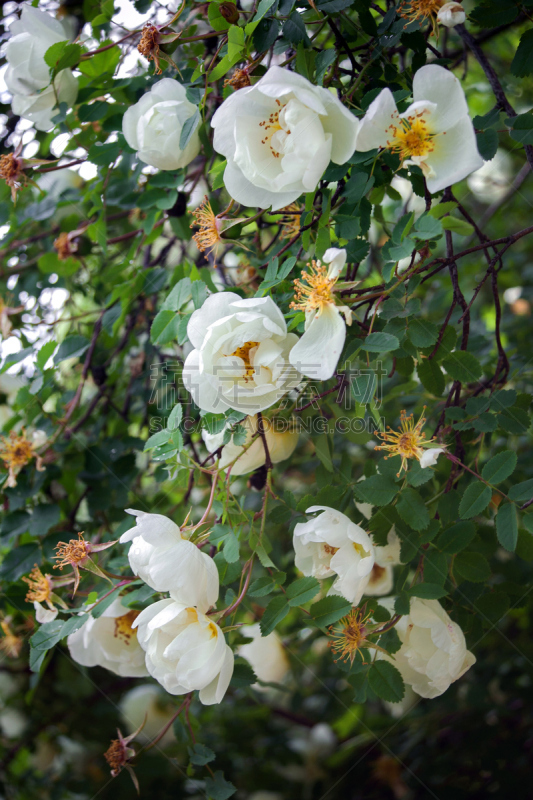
120 685 176 745
122 78 201 171
437 1 466 27
120 510 219 614
183 292 301 414
133 599 234 705
211 66 359 210
379 597 476 698
293 506 375 605
202 414 299 476
67 599 149 678
467 149 513 204
4 6 78 131
355 64 483 194
238 623 289 685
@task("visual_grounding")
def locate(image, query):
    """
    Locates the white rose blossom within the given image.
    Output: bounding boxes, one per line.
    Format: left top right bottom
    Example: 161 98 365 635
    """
120 510 219 614
133 599 234 705
122 78 201 171
211 66 359 210
183 292 301 414
202 414 299 476
378 597 476 698
67 599 149 678
238 623 290 686
288 248 353 381
355 64 483 194
4 6 78 131
437 1 466 27
293 506 375 605
120 685 176 745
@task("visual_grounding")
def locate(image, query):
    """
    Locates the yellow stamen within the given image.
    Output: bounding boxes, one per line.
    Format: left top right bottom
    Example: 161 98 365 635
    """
323 544 339 556
386 113 438 162
278 202 302 241
22 564 52 603
54 532 89 570
375 406 442 476
191 196 223 257
258 99 289 159
114 610 140 645
398 0 445 34
230 341 260 382
290 260 337 315
328 609 372 666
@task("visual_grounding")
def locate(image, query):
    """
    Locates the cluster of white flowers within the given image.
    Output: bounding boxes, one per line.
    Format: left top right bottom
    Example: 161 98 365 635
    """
68 511 234 705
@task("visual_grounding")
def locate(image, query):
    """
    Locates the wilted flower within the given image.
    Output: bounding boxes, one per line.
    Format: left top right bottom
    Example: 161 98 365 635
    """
22 564 73 623
53 231 80 261
289 248 353 381
224 67 252 90
327 608 387 665
104 725 143 793
0 429 47 488
0 617 23 659
183 292 301 414
120 510 219 613
275 202 303 240
4 6 78 131
134 600 234 705
238 623 289 685
211 66 359 210
137 23 162 73
355 65 483 194
293 506 375 605
54 532 116 595
190 196 249 262
378 597 476 698
0 145 25 203
375 407 446 476
202 414 299 476
122 79 200 171
67 598 149 678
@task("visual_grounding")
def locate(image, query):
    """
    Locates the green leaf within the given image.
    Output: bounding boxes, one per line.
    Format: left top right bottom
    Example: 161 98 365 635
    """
506 112 533 145
407 319 438 348
476 129 499 161
44 41 82 74
476 591 510 623
414 214 443 239
38 252 79 277
230 659 257 688
440 216 475 236
208 1 232 30
164 278 193 311
397 488 430 531
417 358 445 396
310 596 352 627
360 332 400 352
56 335 90 363
438 521 476 554
454 551 491 582
511 29 533 77
442 351 482 383
36 340 57 370
168 403 183 431
260 596 290 636
179 110 200 151
30 504 60 537
227 24 245 60
151 309 179 345
251 0 276 22
0 543 40 580
354 475 398 507
509 479 533 503
408 583 448 599
286 577 320 607
481 451 517 484
204 771 237 800
189 743 216 766
459 482 492 519
496 503 518 552
368 661 405 703
30 620 64 653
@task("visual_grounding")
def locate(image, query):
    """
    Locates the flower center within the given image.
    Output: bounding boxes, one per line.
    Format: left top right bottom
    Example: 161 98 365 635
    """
208 622 218 638
323 544 339 556
290 260 337 315
231 341 260 382
328 610 370 665
22 565 51 603
370 564 387 584
114 610 140 644
387 114 438 161
259 99 289 159
191 196 223 257
375 407 434 476
398 0 444 24
54 532 90 569
0 432 34 468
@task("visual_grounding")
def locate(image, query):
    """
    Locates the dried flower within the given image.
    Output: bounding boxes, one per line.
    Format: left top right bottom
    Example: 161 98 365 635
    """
0 295 25 338
374 407 446 476
190 197 249 263
22 564 72 623
328 607 388 666
104 726 143 793
53 231 78 261
275 202 302 241
0 616 23 659
137 23 162 74
224 67 251 90
0 429 46 488
0 148 25 203
54 532 116 595
398 0 445 34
